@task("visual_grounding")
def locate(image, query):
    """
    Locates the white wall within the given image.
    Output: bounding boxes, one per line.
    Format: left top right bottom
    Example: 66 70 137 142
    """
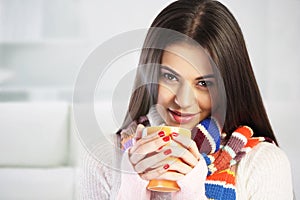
220 2 300 196
0 0 299 198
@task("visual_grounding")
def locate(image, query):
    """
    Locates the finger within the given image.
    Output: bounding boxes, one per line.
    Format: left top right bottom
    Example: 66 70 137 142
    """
136 145 197 171
134 124 145 141
134 148 169 173
130 130 165 153
140 161 190 181
171 133 201 160
130 136 171 164
134 146 183 173
129 150 147 166
169 145 199 167
157 171 185 181
139 163 169 180
167 159 193 175
151 158 192 175
139 162 184 181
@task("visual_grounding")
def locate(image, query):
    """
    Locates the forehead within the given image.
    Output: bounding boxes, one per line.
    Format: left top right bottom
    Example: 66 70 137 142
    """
162 43 213 75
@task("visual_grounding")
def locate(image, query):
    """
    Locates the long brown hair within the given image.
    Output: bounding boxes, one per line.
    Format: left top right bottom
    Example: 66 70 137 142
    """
119 0 278 145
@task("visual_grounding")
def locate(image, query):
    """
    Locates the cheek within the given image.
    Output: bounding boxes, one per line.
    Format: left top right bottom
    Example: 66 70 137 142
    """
157 85 175 106
196 93 212 112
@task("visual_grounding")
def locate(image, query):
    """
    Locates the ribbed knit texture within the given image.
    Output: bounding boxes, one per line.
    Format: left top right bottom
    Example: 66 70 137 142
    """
79 114 294 199
80 141 293 199
236 142 293 200
120 117 279 200
197 120 269 200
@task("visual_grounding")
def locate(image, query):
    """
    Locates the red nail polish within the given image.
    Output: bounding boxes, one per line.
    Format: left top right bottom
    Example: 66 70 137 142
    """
158 131 165 137
164 149 172 155
163 164 170 170
157 146 163 151
162 136 170 142
171 132 178 137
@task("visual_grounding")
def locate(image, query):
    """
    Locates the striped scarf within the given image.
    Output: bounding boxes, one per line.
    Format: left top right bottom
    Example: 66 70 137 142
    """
192 118 272 199
120 117 272 200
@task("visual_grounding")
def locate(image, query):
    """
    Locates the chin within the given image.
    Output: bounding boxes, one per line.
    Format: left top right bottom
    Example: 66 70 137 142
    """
182 122 199 129
165 120 198 130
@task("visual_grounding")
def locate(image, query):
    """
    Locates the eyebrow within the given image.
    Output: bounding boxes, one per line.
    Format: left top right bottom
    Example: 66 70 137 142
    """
160 65 215 80
160 65 180 77
195 74 215 80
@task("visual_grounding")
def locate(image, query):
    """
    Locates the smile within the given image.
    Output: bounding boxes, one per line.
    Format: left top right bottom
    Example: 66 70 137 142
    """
168 109 198 124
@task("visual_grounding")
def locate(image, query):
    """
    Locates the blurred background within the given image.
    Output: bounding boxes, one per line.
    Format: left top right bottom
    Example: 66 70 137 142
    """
0 0 299 199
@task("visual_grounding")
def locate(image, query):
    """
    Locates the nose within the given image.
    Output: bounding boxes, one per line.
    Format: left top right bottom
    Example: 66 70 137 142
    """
174 82 196 108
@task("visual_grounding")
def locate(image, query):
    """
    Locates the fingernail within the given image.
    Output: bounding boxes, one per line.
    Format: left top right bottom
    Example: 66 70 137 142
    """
157 146 163 151
162 136 170 142
171 132 178 137
163 164 170 170
158 131 165 137
164 149 172 155
137 124 144 130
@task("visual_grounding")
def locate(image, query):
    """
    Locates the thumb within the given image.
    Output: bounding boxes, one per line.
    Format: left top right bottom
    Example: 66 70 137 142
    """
134 124 145 141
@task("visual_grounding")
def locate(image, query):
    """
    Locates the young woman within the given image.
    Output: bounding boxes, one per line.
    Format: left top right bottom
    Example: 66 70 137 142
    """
81 0 293 199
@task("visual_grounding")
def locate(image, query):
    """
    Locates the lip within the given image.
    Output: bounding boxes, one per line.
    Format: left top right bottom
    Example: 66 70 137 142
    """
168 108 199 124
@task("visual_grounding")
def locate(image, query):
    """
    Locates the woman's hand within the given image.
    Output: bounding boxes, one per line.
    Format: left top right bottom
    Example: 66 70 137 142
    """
128 125 201 181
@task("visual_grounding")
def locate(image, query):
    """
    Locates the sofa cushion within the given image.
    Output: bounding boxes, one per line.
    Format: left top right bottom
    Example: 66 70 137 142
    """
0 102 69 167
0 167 74 200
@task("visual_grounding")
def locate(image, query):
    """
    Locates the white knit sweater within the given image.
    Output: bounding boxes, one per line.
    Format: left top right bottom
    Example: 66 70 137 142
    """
79 134 294 200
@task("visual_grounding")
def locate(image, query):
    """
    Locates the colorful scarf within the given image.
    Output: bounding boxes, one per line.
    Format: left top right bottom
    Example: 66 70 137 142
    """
120 117 273 200
193 118 273 199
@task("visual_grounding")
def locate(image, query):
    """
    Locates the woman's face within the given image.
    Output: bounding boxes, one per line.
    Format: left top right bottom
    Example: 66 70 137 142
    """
156 43 217 129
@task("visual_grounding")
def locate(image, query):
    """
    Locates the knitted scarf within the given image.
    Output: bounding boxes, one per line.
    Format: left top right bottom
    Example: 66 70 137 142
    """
120 116 273 200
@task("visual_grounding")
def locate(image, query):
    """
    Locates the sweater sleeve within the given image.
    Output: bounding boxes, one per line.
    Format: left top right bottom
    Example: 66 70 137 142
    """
78 150 115 200
172 154 208 200
117 149 151 200
78 134 123 200
236 142 294 199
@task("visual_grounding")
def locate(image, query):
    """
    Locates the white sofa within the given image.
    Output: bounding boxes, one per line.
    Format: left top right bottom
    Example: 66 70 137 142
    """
0 102 82 200
0 101 299 199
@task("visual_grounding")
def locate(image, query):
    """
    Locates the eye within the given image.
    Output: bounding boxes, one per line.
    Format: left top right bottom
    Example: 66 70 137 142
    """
163 73 178 81
197 80 212 87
